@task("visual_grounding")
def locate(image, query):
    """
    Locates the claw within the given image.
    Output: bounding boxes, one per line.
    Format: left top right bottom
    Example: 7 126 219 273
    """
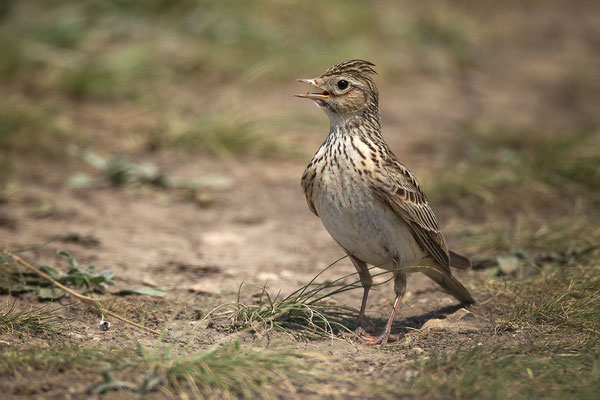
355 326 372 336
359 332 400 346
346 326 399 346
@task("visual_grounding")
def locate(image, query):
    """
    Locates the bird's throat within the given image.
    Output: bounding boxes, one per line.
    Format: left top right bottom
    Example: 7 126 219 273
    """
327 107 382 139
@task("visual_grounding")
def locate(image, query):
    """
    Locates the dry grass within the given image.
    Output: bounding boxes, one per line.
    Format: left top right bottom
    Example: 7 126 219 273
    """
406 239 600 400
215 257 362 339
172 112 295 157
0 302 67 336
408 342 600 400
0 309 322 398
427 124 600 217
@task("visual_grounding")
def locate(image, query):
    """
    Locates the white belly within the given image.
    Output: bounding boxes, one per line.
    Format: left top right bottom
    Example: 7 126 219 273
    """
313 174 425 270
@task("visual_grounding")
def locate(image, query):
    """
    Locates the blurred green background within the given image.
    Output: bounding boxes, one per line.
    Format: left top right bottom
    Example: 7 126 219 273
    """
0 0 598 212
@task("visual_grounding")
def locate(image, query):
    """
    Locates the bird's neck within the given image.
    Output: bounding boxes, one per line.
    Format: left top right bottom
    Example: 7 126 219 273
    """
326 103 383 141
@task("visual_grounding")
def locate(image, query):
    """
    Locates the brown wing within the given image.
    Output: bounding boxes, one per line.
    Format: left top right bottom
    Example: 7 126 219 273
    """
370 160 451 273
301 167 319 217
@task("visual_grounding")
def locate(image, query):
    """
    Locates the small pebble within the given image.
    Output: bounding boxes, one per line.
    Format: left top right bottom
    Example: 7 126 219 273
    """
98 320 111 331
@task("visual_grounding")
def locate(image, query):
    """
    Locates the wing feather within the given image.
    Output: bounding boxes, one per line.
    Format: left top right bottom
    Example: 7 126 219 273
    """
370 161 451 273
301 168 319 217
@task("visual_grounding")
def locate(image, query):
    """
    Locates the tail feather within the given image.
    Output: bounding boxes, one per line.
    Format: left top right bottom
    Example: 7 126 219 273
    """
449 251 472 269
423 268 476 304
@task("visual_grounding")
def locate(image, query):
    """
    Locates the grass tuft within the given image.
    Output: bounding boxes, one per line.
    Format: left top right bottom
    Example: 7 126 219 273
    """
0 101 78 178
58 62 123 100
0 302 67 335
218 258 403 339
409 343 600 400
173 113 293 157
214 256 362 339
125 340 316 397
427 124 600 215
410 13 477 69
408 240 600 400
492 263 600 337
214 260 360 339
0 322 320 398
0 32 24 81
0 346 109 375
465 214 600 338
0 103 66 154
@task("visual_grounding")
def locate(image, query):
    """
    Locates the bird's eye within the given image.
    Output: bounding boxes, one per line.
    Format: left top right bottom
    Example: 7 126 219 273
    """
337 80 349 90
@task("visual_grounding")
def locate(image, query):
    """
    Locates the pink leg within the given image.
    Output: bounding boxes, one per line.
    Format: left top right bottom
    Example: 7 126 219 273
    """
361 293 403 346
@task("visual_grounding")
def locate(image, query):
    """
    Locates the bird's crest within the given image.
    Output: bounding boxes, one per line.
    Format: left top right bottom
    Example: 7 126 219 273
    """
321 59 377 78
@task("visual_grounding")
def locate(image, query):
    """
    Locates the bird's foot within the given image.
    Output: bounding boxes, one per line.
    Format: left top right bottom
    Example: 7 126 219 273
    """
354 326 372 337
349 326 399 346
360 332 399 346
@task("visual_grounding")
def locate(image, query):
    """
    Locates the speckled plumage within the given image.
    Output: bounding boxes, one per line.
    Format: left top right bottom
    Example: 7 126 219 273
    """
297 60 474 345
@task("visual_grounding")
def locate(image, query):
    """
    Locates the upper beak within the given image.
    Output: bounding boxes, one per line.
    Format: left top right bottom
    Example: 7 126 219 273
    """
294 78 330 99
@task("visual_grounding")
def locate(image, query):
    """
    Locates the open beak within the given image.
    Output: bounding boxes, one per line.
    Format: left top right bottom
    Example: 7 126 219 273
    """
294 78 331 100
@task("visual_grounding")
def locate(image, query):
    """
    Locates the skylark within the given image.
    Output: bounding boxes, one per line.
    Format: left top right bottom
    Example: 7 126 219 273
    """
296 60 475 346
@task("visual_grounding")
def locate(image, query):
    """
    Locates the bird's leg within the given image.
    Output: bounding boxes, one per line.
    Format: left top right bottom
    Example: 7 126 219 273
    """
362 293 403 346
349 255 373 336
356 285 371 336
362 269 406 346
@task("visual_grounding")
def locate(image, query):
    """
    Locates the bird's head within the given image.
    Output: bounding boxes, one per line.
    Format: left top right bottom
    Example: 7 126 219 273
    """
295 59 379 122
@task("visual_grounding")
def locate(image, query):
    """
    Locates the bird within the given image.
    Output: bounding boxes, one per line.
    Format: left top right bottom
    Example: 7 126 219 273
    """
295 59 475 346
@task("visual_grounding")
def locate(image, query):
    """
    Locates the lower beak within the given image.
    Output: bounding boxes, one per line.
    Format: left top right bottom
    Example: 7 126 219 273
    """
294 78 330 99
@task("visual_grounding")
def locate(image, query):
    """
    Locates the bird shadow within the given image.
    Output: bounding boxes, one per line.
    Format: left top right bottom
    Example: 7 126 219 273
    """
364 303 469 336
